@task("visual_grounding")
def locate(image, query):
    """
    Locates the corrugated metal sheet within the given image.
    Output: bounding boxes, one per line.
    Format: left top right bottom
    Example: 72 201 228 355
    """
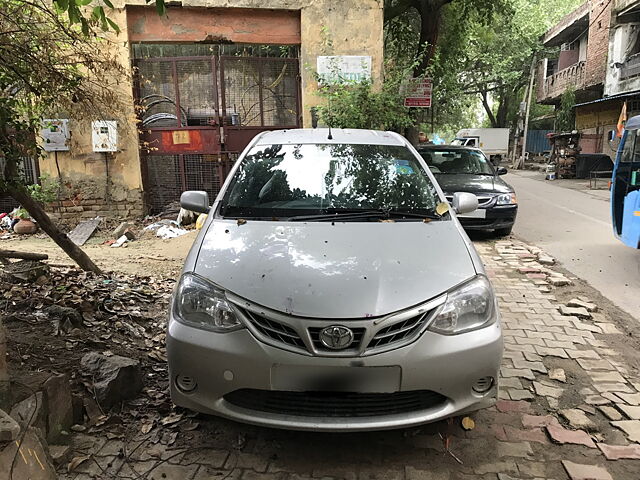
527 130 552 154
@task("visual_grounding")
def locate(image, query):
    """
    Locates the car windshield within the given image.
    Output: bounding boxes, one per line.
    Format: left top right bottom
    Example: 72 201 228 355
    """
221 143 440 218
419 148 494 175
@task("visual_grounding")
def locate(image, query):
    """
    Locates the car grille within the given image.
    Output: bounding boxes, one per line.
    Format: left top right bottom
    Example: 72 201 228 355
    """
368 312 429 349
308 326 366 352
224 389 447 417
242 310 306 349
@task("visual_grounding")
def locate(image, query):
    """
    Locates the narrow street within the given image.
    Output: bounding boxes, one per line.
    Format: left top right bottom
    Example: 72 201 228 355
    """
508 170 640 319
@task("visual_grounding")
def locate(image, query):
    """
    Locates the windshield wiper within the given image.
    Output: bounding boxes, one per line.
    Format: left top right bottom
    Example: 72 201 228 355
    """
287 209 440 222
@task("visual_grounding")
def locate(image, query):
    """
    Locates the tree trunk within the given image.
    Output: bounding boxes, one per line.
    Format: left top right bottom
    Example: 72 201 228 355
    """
0 249 48 260
7 185 101 273
414 4 442 76
495 89 510 128
480 90 498 127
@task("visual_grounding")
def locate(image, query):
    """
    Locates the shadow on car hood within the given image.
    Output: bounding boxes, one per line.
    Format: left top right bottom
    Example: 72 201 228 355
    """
435 174 512 194
193 220 476 318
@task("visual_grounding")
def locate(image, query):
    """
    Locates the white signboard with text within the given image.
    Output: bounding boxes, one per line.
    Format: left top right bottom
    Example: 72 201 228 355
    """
317 56 372 84
403 78 433 108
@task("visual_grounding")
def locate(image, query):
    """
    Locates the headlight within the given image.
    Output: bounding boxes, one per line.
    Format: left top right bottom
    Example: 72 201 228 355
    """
428 276 497 335
173 273 243 332
496 193 517 205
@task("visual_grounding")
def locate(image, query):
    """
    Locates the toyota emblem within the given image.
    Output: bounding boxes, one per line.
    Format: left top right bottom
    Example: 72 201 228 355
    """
319 325 354 350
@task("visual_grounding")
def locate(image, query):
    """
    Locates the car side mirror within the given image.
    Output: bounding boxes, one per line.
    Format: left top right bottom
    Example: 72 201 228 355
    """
496 167 508 175
452 192 478 215
180 190 210 214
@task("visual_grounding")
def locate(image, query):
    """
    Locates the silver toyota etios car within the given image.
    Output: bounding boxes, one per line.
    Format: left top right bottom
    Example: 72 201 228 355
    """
168 129 503 431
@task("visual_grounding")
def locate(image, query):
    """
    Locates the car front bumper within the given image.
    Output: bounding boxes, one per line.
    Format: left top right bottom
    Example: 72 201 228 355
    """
167 314 503 431
459 205 517 231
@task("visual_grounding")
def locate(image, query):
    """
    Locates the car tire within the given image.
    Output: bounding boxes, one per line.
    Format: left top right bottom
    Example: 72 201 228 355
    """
494 226 513 237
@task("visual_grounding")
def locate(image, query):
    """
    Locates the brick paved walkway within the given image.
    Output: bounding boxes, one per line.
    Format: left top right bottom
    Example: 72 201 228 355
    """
60 239 640 480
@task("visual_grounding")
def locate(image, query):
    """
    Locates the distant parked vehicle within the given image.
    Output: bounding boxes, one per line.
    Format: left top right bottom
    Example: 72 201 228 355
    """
418 145 518 237
452 128 510 165
612 116 640 249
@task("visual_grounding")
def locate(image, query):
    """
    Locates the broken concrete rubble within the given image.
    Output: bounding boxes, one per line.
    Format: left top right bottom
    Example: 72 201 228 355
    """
567 298 597 312
80 352 143 409
0 408 20 441
560 408 597 431
549 276 572 286
558 305 591 319
113 221 135 238
0 427 57 480
10 391 45 431
43 373 73 443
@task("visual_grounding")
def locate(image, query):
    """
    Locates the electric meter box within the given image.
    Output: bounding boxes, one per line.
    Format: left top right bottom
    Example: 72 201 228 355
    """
91 120 118 152
40 119 70 152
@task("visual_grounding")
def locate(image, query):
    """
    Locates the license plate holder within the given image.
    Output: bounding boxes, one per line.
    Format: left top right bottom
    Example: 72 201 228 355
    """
458 208 487 219
271 365 401 393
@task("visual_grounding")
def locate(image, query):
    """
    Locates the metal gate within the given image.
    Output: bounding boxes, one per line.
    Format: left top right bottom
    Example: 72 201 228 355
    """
135 54 301 213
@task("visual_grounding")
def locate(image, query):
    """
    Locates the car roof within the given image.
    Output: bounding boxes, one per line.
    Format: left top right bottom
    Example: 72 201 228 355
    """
417 144 481 152
254 128 406 146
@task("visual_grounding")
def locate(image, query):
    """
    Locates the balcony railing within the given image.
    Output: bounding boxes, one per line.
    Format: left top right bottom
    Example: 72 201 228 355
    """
620 53 640 80
539 61 586 101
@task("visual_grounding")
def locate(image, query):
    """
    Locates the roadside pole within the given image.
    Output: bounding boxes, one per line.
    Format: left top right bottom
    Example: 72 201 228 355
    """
518 55 537 169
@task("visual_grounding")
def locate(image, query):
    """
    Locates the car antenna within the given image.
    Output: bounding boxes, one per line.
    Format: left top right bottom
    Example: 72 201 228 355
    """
327 91 333 140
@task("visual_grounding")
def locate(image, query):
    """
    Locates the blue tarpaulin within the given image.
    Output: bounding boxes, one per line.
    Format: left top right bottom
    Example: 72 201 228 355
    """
527 130 552 154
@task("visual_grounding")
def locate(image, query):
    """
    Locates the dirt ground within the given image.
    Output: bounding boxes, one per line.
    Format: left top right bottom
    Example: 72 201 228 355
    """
3 229 199 278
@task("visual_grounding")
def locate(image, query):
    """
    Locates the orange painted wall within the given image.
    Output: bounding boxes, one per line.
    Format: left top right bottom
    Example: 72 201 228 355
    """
127 6 301 44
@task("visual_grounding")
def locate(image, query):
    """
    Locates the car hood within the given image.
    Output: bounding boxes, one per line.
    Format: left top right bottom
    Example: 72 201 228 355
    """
434 174 512 195
193 220 477 318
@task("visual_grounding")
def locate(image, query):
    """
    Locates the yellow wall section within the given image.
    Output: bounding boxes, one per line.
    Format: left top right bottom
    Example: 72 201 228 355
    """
39 1 384 208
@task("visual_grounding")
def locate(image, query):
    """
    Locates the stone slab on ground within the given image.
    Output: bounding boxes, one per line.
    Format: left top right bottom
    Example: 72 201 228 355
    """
617 404 640 420
79 352 142 409
559 305 591 319
0 408 20 441
560 409 597 431
567 298 597 312
533 381 563 398
10 391 45 432
67 217 101 246
549 368 566 382
546 425 596 448
611 420 640 442
598 406 623 421
0 427 57 480
561 461 613 480
43 373 73 443
597 443 640 460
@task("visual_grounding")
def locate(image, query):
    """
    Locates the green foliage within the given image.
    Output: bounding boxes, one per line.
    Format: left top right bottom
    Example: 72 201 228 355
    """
409 0 584 132
27 175 60 204
314 27 418 131
0 0 126 195
53 0 165 33
315 79 414 131
13 208 31 220
556 87 577 132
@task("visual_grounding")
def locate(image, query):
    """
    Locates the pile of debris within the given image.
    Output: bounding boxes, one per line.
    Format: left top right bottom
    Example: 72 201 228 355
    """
495 241 574 291
0 263 179 476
